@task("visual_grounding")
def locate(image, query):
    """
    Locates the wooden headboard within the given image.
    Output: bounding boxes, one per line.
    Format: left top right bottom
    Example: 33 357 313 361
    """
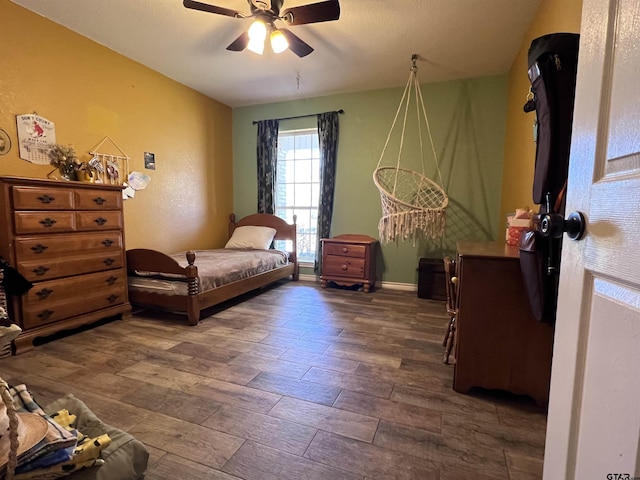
228 213 297 265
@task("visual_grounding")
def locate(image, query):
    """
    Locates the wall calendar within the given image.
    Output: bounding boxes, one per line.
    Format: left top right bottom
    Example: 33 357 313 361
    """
16 114 56 164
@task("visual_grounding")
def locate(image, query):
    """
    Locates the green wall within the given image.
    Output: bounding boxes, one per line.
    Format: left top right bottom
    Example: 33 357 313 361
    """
233 75 508 285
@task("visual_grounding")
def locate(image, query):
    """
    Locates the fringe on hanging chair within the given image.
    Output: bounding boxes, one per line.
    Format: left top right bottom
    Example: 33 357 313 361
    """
378 209 446 245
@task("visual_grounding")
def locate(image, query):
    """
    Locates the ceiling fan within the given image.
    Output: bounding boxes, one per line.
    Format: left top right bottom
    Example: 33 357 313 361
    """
183 0 340 57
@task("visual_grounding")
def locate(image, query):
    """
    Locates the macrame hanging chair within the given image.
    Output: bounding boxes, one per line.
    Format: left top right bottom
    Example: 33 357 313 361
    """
373 54 449 244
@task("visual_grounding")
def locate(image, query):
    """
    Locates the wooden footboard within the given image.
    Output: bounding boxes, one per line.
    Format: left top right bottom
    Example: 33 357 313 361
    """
127 213 298 325
126 248 201 325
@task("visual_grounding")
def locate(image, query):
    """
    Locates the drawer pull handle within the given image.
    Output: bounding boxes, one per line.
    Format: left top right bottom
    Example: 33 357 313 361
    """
30 244 49 254
342 247 348 253
93 197 107 205
35 288 53 300
37 194 55 204
102 239 114 247
37 309 54 320
103 258 115 266
106 276 118 285
32 266 50 276
341 264 348 271
107 294 119 304
39 218 57 228
94 217 108 226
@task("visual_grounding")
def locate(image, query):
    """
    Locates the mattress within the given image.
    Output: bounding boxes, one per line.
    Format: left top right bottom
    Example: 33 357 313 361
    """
128 248 289 296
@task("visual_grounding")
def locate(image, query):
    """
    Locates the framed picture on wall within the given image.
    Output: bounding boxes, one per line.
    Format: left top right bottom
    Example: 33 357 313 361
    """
144 152 155 170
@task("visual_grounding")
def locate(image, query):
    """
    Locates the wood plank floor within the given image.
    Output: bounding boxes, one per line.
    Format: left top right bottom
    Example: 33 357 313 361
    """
0 281 547 479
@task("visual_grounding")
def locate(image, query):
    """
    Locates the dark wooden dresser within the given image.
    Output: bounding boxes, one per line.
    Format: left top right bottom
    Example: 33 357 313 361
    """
453 241 554 407
320 234 378 292
0 176 130 353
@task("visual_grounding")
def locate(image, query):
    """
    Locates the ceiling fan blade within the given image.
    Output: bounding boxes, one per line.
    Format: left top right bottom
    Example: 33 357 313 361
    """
280 28 314 57
281 0 340 26
183 0 242 18
226 31 249 51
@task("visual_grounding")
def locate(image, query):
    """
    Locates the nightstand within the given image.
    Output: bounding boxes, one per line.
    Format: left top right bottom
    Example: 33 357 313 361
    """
320 234 378 292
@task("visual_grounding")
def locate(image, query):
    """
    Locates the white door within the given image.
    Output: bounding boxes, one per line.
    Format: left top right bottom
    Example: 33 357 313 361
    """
543 0 640 478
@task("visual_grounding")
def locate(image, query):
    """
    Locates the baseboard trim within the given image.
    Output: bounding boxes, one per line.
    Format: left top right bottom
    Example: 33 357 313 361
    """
296 274 417 292
298 274 319 282
379 281 418 291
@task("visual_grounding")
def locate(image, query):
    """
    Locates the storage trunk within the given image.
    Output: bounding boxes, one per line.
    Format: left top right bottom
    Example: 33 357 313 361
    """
417 258 446 301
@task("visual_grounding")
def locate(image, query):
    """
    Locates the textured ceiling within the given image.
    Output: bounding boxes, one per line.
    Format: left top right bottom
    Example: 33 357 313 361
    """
10 0 541 107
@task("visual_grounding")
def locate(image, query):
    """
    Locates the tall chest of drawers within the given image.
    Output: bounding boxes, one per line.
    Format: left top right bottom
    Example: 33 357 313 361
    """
0 176 130 354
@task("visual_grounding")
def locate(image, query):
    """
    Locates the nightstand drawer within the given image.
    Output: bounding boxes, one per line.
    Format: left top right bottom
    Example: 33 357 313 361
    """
323 243 367 258
323 256 366 278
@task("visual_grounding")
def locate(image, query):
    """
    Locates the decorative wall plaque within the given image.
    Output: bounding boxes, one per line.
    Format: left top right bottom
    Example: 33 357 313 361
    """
0 129 10 156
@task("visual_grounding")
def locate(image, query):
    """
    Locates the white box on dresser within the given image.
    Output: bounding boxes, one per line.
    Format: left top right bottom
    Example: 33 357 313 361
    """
0 176 131 354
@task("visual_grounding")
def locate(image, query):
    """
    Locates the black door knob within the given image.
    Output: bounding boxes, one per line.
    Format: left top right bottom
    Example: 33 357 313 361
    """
540 211 586 240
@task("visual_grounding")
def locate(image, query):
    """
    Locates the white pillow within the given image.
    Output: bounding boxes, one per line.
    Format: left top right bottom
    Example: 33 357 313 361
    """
225 226 277 250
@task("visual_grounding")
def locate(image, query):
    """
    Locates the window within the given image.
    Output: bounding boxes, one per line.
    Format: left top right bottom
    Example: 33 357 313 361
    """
275 128 320 264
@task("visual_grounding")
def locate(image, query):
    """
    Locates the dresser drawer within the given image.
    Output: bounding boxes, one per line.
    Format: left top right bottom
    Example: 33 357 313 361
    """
22 285 127 329
323 255 366 278
75 211 122 231
15 232 123 260
14 211 76 234
74 189 122 210
18 251 124 281
11 186 74 210
323 243 367 258
23 270 126 305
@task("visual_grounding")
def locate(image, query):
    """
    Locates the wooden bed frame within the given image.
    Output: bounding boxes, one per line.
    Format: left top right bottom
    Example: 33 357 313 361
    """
126 213 298 325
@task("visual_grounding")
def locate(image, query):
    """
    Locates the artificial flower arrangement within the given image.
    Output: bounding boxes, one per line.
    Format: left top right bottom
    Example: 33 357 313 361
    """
48 144 96 181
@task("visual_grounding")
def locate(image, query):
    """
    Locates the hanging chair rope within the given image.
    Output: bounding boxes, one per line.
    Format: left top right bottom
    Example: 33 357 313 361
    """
373 55 449 244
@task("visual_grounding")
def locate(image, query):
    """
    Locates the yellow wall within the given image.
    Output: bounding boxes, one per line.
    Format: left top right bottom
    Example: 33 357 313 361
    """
500 0 583 222
0 0 233 252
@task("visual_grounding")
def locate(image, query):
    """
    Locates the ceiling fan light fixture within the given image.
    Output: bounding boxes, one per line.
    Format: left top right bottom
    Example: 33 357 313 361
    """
185 0 339 58
247 19 267 54
270 29 289 54
247 38 265 54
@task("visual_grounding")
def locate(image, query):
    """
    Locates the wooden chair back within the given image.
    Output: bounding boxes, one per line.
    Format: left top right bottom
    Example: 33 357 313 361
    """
443 256 458 315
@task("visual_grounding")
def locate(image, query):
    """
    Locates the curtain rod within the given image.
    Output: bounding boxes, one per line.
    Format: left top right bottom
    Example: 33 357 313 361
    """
252 109 344 125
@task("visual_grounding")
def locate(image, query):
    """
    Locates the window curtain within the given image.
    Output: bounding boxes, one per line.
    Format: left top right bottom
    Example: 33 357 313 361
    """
256 119 279 214
315 111 340 272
